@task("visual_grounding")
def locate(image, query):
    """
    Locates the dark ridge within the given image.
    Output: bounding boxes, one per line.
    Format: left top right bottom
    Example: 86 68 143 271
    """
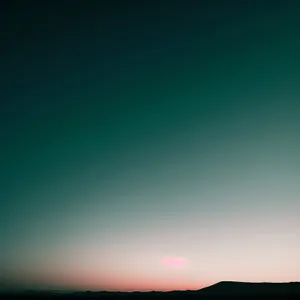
1 282 300 298
199 281 300 295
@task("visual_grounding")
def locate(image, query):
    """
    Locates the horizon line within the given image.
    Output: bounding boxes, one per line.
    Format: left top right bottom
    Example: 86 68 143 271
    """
2 281 300 294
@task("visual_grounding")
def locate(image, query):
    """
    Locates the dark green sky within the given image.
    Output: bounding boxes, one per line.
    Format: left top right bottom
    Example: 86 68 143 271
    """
1 0 300 291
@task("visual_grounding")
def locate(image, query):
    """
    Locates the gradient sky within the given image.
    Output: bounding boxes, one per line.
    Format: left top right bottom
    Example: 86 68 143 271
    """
1 0 300 292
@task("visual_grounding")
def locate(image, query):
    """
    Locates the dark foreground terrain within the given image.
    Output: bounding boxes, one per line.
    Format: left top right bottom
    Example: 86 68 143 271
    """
2 282 300 299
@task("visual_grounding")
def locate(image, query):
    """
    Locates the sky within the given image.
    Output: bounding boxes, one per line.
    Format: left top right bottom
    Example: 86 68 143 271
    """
1 0 300 292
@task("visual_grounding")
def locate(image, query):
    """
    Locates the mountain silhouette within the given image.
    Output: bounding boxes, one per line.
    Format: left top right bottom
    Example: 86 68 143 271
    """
1 281 300 298
198 281 300 295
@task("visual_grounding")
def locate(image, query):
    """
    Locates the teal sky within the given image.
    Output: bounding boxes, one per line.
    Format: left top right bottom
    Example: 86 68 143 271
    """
1 1 300 291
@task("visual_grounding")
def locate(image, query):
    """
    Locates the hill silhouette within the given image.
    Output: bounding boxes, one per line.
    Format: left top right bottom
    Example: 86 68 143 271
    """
199 281 300 295
1 281 300 298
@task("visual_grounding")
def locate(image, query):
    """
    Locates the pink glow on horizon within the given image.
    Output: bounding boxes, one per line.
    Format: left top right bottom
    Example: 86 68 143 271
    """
161 256 188 268
19 264 210 292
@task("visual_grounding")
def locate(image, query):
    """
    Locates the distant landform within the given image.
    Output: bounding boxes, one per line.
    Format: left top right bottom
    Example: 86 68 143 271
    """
1 281 300 298
199 281 300 295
